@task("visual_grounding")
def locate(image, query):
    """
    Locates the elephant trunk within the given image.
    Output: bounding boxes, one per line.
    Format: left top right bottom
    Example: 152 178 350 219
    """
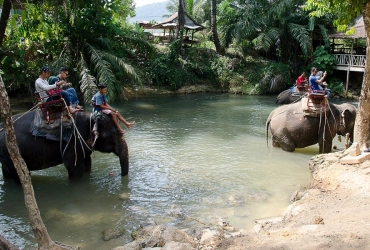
118 140 129 176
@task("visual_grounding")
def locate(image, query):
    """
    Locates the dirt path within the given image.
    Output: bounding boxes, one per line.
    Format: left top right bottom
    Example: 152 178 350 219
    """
219 149 370 250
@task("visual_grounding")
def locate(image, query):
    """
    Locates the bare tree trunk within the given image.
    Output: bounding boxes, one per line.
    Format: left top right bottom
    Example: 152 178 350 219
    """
0 75 76 250
177 0 185 55
211 0 224 55
0 235 19 250
354 3 370 149
0 0 12 47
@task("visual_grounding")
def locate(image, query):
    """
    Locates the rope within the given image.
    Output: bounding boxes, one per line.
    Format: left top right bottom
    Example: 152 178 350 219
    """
0 103 40 132
60 111 63 156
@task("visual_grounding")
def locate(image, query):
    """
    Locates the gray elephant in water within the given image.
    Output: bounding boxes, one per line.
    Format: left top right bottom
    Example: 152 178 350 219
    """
276 89 306 105
266 101 357 153
0 111 129 182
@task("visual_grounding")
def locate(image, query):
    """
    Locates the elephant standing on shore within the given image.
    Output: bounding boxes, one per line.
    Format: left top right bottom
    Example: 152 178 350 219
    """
266 101 357 153
0 111 129 182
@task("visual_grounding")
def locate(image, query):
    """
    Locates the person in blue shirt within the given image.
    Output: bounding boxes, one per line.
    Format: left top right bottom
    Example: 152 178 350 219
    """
49 67 83 110
309 67 330 96
91 83 135 134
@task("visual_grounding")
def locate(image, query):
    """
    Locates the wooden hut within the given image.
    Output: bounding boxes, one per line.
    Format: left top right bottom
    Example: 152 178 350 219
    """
329 16 366 95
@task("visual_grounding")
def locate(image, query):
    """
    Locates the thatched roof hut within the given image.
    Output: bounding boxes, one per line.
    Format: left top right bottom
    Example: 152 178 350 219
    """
329 16 365 39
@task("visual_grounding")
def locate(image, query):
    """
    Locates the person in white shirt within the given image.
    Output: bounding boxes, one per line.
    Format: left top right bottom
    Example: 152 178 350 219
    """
35 66 81 114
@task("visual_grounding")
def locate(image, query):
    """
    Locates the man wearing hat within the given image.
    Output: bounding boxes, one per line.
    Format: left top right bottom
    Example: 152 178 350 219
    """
35 66 81 114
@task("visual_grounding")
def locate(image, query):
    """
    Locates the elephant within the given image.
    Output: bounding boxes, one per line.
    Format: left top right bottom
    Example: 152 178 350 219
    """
276 88 306 105
0 110 129 182
266 101 357 153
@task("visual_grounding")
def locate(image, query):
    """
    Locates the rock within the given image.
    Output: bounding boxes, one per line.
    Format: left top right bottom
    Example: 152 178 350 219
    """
163 241 195 250
290 190 304 202
102 227 125 241
112 241 141 250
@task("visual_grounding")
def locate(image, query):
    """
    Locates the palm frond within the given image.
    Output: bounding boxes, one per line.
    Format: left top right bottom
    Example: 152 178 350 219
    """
288 23 312 57
254 28 280 52
86 43 118 101
78 54 97 104
102 51 141 85
317 24 330 48
50 43 74 75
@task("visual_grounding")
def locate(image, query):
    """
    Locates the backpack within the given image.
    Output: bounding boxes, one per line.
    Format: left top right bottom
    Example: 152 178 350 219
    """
47 76 63 96
48 76 59 85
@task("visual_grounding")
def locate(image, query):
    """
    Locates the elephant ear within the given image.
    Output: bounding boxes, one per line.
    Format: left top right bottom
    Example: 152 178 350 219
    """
96 114 119 138
341 109 355 128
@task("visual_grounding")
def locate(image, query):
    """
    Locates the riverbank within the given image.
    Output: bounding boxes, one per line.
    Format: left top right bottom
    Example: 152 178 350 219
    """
113 146 370 250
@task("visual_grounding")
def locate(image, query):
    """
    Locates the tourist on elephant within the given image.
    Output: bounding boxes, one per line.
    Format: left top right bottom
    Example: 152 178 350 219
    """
48 66 83 110
296 72 307 87
309 67 330 96
35 66 81 114
91 83 135 134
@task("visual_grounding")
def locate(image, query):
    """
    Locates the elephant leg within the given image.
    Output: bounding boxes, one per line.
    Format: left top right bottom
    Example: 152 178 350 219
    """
84 155 92 172
63 153 86 179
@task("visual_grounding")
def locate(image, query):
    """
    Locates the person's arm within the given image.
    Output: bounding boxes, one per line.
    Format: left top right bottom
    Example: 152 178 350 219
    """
36 79 62 91
100 103 118 112
316 72 327 84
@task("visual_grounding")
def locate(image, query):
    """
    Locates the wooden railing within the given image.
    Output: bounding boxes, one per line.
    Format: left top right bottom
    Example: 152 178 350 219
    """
333 54 366 68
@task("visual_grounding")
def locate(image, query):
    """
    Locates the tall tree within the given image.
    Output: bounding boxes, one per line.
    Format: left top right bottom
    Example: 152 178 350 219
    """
304 0 370 149
0 0 12 47
0 75 76 249
210 0 224 54
177 0 185 54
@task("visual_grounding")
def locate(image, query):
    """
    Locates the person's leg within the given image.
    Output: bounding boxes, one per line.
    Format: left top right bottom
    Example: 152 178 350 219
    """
60 91 79 113
65 88 83 109
116 113 135 128
110 112 125 134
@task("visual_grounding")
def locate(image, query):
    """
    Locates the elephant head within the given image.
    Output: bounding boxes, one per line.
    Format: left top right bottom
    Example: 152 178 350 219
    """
91 113 129 176
334 103 357 144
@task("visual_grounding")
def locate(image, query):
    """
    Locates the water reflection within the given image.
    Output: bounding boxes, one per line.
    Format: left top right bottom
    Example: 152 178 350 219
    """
0 93 351 249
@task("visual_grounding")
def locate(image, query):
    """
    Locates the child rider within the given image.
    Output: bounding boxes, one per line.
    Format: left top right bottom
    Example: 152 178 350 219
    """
91 83 135 134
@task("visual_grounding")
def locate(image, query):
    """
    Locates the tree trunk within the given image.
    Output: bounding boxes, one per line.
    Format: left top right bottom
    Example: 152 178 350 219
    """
354 3 370 149
177 0 185 55
211 0 224 55
0 0 12 47
0 76 76 250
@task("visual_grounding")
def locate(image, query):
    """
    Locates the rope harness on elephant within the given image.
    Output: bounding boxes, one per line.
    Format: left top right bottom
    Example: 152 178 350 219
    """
0 103 40 132
3 99 94 167
62 110 94 166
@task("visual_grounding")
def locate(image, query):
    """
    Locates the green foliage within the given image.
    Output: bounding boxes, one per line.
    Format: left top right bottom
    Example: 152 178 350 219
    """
1 0 155 101
311 46 337 74
326 76 344 95
246 62 291 94
304 0 365 32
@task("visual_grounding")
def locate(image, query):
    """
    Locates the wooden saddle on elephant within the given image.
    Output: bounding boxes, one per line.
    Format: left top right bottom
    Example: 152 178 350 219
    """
34 90 69 125
301 90 329 117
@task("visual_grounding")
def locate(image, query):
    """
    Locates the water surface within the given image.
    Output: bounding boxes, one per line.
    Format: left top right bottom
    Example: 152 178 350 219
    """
0 93 348 249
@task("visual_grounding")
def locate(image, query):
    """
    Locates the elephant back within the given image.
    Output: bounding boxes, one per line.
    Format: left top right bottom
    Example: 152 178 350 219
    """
301 96 330 117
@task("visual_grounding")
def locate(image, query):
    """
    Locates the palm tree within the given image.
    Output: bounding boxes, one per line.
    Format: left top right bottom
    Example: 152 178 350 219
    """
218 0 317 62
10 0 155 102
211 0 224 54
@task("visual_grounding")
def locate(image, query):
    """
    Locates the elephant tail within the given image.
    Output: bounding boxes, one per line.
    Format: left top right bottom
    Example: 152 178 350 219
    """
266 117 271 148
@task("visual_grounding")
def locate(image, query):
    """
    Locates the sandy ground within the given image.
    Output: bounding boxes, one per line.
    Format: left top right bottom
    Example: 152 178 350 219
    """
216 148 370 250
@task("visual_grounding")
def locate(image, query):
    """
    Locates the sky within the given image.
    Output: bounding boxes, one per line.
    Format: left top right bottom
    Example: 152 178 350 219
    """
134 0 168 7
